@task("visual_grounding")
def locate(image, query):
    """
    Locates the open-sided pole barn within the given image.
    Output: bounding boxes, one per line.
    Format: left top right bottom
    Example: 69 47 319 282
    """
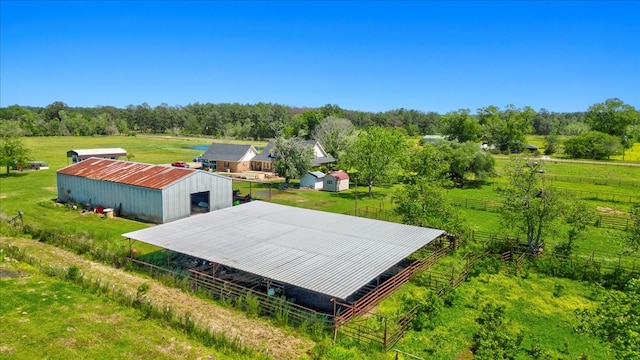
123 201 444 315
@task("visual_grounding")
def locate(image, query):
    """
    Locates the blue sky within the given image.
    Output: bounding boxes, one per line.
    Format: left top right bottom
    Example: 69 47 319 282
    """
1 1 638 113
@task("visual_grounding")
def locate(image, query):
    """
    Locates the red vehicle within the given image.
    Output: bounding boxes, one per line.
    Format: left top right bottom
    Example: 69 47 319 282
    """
171 161 189 168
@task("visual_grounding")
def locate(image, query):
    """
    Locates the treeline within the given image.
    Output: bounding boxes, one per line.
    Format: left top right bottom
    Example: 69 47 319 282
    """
0 101 591 140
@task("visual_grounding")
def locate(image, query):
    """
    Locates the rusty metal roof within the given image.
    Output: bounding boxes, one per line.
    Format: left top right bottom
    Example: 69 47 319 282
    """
57 158 193 190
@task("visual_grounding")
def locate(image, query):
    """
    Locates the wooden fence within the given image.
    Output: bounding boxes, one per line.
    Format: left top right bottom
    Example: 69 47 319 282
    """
335 246 448 327
189 269 332 328
127 257 333 330
335 249 480 351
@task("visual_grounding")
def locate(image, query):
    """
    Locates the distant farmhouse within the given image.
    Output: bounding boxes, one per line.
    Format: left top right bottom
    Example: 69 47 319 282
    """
57 158 232 223
67 148 127 164
199 143 259 173
251 140 336 172
422 135 447 145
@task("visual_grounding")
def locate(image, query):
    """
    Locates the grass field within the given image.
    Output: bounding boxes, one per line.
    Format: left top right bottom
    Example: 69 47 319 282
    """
392 272 614 359
1 135 638 359
0 258 250 359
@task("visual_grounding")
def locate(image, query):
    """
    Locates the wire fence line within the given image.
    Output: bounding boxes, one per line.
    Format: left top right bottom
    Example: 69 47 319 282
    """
451 196 634 231
544 174 640 188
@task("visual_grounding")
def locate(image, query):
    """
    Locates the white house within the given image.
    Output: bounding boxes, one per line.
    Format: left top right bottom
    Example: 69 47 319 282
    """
323 171 349 192
300 171 325 190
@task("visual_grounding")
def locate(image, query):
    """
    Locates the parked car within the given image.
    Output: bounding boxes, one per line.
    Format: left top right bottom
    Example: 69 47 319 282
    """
171 161 189 168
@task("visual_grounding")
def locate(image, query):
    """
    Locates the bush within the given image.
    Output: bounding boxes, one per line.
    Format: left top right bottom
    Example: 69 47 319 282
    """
469 256 502 277
66 265 80 281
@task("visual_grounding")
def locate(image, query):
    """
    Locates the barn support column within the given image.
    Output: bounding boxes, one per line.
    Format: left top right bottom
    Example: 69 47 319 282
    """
331 298 338 341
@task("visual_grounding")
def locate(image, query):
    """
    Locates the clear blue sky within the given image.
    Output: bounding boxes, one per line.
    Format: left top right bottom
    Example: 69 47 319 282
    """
1 1 638 114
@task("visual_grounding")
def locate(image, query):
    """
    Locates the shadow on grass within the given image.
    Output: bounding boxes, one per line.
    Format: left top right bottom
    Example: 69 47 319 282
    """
455 180 492 190
0 172 30 179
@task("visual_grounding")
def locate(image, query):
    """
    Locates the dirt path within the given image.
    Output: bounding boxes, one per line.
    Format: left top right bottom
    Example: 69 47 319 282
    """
0 237 315 359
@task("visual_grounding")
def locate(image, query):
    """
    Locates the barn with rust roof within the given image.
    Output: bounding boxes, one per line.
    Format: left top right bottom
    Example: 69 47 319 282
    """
57 158 232 223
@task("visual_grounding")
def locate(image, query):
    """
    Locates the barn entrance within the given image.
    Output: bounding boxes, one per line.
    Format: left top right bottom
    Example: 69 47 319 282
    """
190 191 210 214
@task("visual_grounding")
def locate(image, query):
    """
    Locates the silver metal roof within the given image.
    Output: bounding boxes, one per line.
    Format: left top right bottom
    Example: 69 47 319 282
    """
68 148 127 156
123 201 444 300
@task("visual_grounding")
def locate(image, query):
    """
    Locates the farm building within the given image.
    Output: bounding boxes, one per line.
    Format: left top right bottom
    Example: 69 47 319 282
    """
67 148 127 163
300 171 325 189
323 170 349 192
57 158 232 224
122 201 445 314
422 135 447 144
199 143 258 173
251 140 336 172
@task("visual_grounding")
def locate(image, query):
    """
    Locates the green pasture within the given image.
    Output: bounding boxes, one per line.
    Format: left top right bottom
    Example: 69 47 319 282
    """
327 272 615 359
0 260 248 360
393 272 615 359
1 135 639 359
1 135 638 255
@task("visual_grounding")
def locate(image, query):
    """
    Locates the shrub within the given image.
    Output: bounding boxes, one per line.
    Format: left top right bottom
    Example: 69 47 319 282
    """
65 265 80 281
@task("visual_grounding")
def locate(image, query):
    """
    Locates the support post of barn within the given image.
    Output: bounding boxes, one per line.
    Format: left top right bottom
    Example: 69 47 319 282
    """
331 298 338 341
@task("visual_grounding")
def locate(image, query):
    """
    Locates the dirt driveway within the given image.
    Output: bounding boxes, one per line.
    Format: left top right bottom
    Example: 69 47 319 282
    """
0 237 314 359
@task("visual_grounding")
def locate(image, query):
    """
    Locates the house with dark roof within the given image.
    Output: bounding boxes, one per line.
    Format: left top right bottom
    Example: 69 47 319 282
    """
200 143 259 173
251 140 336 172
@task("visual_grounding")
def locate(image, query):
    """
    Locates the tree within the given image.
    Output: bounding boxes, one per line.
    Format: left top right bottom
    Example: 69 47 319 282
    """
563 131 623 160
440 109 482 143
543 134 559 155
311 116 356 160
561 121 590 136
343 127 406 198
586 98 640 139
0 121 29 176
531 108 558 135
471 303 523 360
628 204 640 252
440 141 495 185
272 137 314 184
576 278 640 359
478 105 535 153
393 179 467 235
498 157 563 253
555 199 596 256
404 144 450 186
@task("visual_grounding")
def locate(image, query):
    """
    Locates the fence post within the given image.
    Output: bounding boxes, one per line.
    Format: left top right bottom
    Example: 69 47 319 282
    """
383 317 388 351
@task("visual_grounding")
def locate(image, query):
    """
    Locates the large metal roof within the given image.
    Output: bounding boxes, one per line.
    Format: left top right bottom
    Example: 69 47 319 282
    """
123 201 444 300
57 158 198 190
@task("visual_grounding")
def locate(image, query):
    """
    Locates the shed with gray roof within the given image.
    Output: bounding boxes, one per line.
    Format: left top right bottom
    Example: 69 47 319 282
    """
300 171 325 189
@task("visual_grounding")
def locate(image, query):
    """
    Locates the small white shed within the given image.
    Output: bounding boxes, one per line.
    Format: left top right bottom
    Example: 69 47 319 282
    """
323 171 350 192
300 171 325 190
